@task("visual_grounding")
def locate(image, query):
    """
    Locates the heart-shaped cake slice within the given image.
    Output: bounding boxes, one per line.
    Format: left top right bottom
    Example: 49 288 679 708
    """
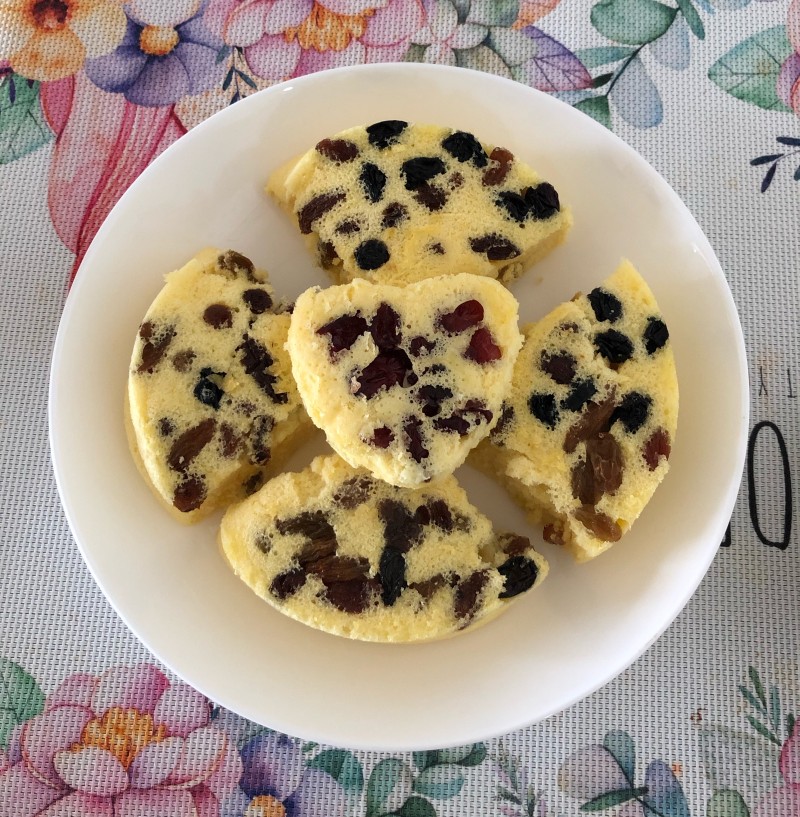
288 274 523 487
471 259 678 561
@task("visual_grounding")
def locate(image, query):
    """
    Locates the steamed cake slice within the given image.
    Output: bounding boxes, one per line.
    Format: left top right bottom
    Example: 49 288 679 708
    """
287 274 523 488
127 248 311 523
471 260 678 562
220 454 548 642
267 121 571 286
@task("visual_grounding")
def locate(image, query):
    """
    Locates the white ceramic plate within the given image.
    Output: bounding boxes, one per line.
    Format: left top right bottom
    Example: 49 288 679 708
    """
49 63 748 751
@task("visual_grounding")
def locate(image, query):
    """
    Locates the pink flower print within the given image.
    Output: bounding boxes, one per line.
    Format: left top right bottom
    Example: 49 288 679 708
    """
411 0 486 65
754 727 800 817
0 664 241 816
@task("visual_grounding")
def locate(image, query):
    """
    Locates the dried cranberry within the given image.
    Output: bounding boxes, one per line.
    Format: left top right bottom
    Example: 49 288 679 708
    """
442 131 488 166
404 416 429 462
354 349 413 398
482 147 514 186
643 317 669 354
409 336 436 356
317 313 369 355
360 162 386 202
203 303 233 329
643 428 671 470
587 288 622 323
465 328 502 363
316 138 359 162
562 378 597 412
194 368 225 409
297 191 346 234
611 391 652 434
438 300 484 333
366 120 407 149
594 329 634 365
401 157 446 190
541 352 576 384
528 393 559 429
243 289 272 314
381 202 408 229
469 234 521 261
370 302 401 349
173 475 206 512
414 183 447 211
498 555 539 598
354 239 390 271
368 426 394 448
237 336 287 403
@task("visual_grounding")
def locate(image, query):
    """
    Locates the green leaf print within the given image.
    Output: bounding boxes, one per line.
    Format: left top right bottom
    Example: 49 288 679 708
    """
0 75 54 165
574 96 612 129
576 45 636 69
307 749 365 793
591 0 678 45
675 0 704 39
395 796 437 817
466 0 520 27
366 758 413 817
580 787 648 811
708 28 793 112
0 658 45 748
707 789 750 817
412 764 465 800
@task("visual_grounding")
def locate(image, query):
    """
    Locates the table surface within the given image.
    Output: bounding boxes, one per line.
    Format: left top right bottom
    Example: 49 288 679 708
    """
1 1 798 815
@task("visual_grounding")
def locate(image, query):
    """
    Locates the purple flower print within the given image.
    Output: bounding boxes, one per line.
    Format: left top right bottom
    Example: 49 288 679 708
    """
85 1 225 106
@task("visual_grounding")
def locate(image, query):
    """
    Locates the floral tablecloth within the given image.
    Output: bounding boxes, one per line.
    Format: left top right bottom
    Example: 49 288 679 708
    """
2 0 799 815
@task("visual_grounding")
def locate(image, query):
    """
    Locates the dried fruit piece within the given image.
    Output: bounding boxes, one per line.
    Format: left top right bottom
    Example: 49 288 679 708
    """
277 510 334 539
433 413 470 435
611 391 652 433
438 300 484 333
243 472 264 495
326 579 377 613
243 289 272 314
332 476 374 509
307 554 369 583
194 367 225 409
167 419 216 472
496 191 529 223
370 302 401 349
643 317 669 354
442 130 488 166
563 392 617 453
416 384 453 417
586 433 623 495
379 547 407 606
354 349 413 398
573 506 622 541
381 202 408 229
465 328 502 363
379 498 424 553
172 349 195 372
413 182 447 211
335 219 361 235
524 183 560 219
297 191 346 234
401 156 446 190
426 499 454 531
454 570 489 622
316 138 359 162
541 351 576 385
319 240 338 268
354 239 390 271
469 233 521 261
410 574 446 601
203 303 233 329
587 288 622 323
594 329 634 366
219 422 242 457
491 404 514 438
237 336 288 403
217 250 256 280
366 119 407 149
542 524 565 546
360 162 387 203
404 417 429 463
428 242 445 255
368 426 394 448
570 457 601 505
643 428 671 470
173 476 206 512
249 414 273 465
562 378 597 412
482 147 514 186
317 313 369 355
158 418 174 436
270 567 306 600
498 555 539 598
137 323 175 374
528 393 559 429
497 533 530 556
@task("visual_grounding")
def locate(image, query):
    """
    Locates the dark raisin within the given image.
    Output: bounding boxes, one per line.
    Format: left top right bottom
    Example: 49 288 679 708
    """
379 548 407 606
249 415 273 465
139 321 154 340
416 384 453 417
137 325 175 374
441 130 488 166
172 349 195 372
158 418 174 436
360 162 386 202
278 510 334 540
491 404 514 439
359 426 391 453
528 393 559 429
438 300 484 333
448 171 464 189
524 183 560 219
611 391 652 434
194 368 225 409
379 498 424 553
643 317 669 354
370 302 401 349
333 476 374 509
217 251 256 281
237 336 288 403
563 391 617 453
426 499 454 531
433 414 470 435
571 457 601 505
409 336 436 356
498 555 539 598
325 579 378 614
587 288 622 323
422 364 446 376
573 506 622 542
454 570 489 622
465 328 502 363
317 313 369 355
319 240 338 268
542 523 565 546
254 531 271 553
413 182 447 211
428 242 445 255
220 423 242 457
586 432 623 496
414 504 431 525
297 191 346 234
203 303 233 329
497 532 530 556
243 288 272 314
270 568 306 600
496 191 529 223
461 399 493 425
335 219 361 235
173 475 206 512
354 239 390 271
643 428 671 470
562 378 597 412
410 575 446 601
243 472 264 495
307 554 369 584
367 119 407 149
381 202 408 229
482 147 514 186
595 330 634 365
401 157 446 190
541 352 576 384
354 349 413 398
469 234 521 261
404 416 429 463
316 138 359 162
